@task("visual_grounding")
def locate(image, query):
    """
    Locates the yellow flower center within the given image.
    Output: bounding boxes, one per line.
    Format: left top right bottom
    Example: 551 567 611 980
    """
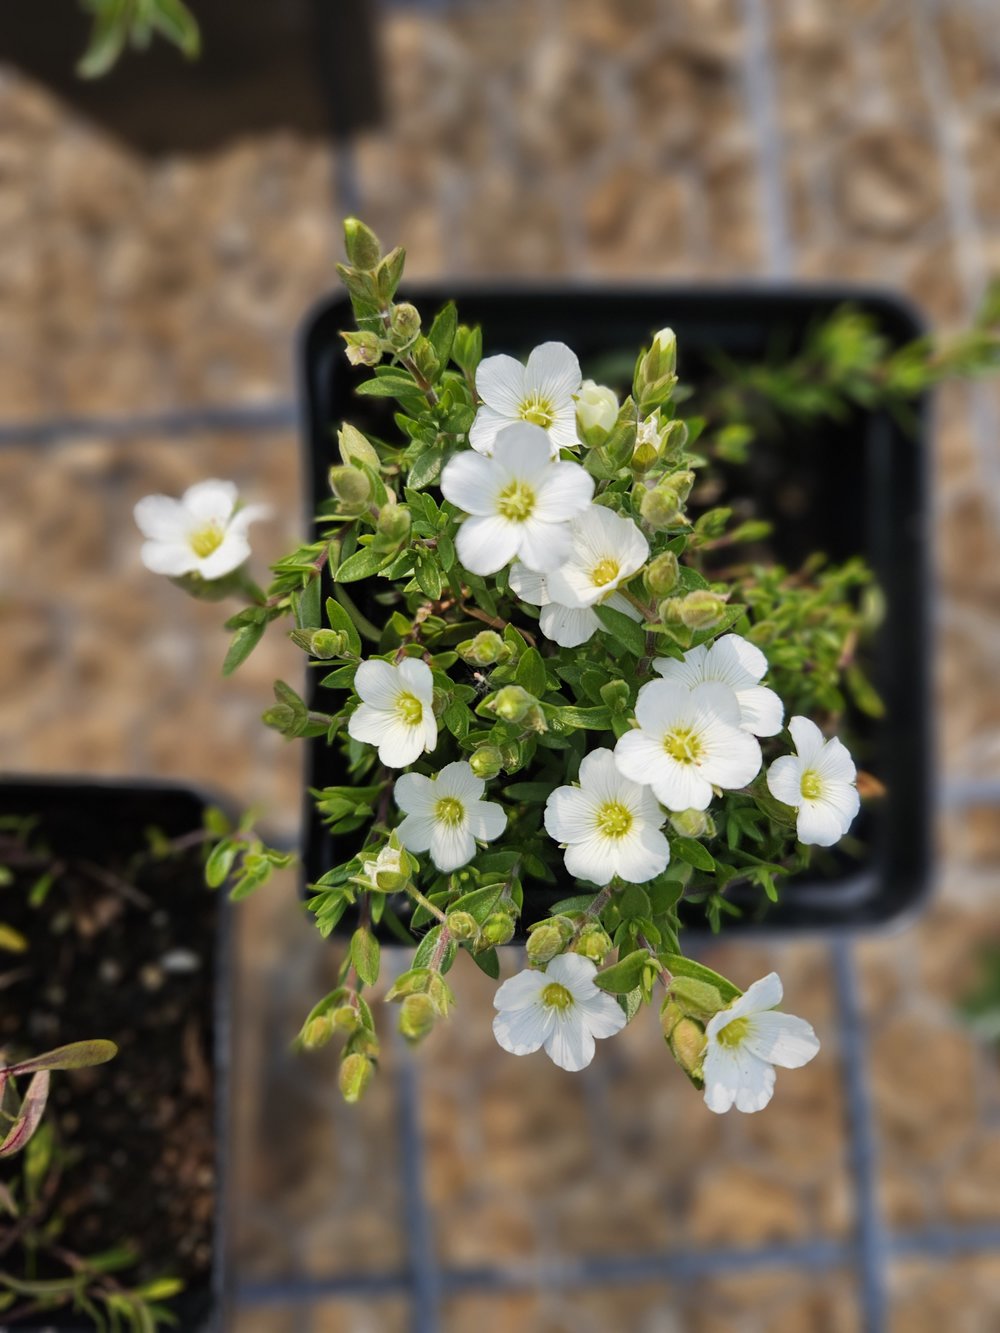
800 770 823 800
189 523 225 558
594 800 633 840
541 982 573 1011
434 796 465 827
716 1016 750 1048
590 557 620 588
519 395 555 429
396 691 424 727
664 727 703 765
497 480 537 522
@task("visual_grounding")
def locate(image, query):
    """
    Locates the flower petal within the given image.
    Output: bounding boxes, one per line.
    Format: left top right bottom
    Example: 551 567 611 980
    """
493 1002 553 1056
796 794 855 847
545 952 599 993
744 1011 820 1069
544 1015 596 1072
228 502 273 536
440 451 500 516
509 562 550 607
731 971 784 1020
456 515 521 576
516 518 573 573
703 1044 741 1114
577 991 628 1040
544 786 597 844
395 812 433 854
429 822 476 872
524 341 582 404
392 772 435 818
766 754 804 808
140 540 199 576
354 660 403 710
613 730 668 786
491 422 553 482
436 760 485 803
476 353 527 415
347 702 394 747
817 735 857 784
494 968 547 1011
736 684 784 737
733 1047 777 1113
532 461 595 522
183 479 238 524
469 405 509 456
705 634 767 688
197 534 250 579
614 824 671 883
788 715 826 766
467 799 507 842
396 657 434 701
564 834 620 886
134 495 187 541
539 602 597 646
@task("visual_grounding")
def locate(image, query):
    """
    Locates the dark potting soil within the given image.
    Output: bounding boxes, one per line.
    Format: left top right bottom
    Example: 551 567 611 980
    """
0 837 217 1324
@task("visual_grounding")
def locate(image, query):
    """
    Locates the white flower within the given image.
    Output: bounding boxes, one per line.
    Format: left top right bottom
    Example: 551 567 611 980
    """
508 505 647 648
470 341 582 457
440 422 594 576
614 680 761 811
134 479 270 580
703 972 820 1114
544 748 670 886
765 716 860 847
653 634 783 737
575 379 619 436
394 760 507 872
492 952 627 1072
348 658 438 769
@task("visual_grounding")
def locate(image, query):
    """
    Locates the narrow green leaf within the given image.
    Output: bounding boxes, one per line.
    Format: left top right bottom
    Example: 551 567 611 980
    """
594 605 646 657
204 840 237 889
671 835 715 873
593 949 650 995
222 621 265 676
335 546 388 583
660 953 742 1003
351 926 380 986
7 1040 117 1077
515 647 547 697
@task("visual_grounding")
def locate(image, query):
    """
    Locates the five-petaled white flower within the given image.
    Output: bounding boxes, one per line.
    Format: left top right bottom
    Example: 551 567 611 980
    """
703 972 820 1113
492 952 627 1072
348 658 438 769
440 422 594 576
470 341 582 458
765 715 860 847
653 634 783 737
614 680 761 811
508 505 648 648
544 748 670 886
394 760 507 872
134 479 270 580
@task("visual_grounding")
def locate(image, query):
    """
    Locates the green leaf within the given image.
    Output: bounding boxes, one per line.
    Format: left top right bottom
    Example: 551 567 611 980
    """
549 705 612 731
335 546 388 584
77 0 129 78
415 554 443 600
204 840 238 889
325 597 362 655
6 1040 118 1077
222 621 265 676
428 301 458 368
471 947 500 979
293 575 322 630
407 445 446 490
356 373 422 399
593 949 651 995
660 953 742 1003
671 836 715 873
148 0 201 58
515 647 547 697
350 926 380 987
594 604 647 657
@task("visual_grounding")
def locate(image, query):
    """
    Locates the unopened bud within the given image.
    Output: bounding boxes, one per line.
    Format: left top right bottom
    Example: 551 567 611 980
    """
651 327 677 375
462 630 506 666
377 503 411 544
470 746 503 780
676 590 727 630
669 976 725 1021
640 484 683 530
262 703 297 733
389 302 421 342
446 911 478 941
670 808 714 839
338 1051 374 1103
426 972 455 1016
600 679 631 713
635 327 678 408
669 1016 707 1080
481 911 516 947
309 629 347 659
329 465 372 508
644 551 679 597
526 923 564 965
343 217 382 269
338 423 380 470
574 924 613 965
399 993 436 1044
499 740 523 771
341 330 382 367
659 998 684 1040
493 685 536 723
575 380 619 442
301 1015 334 1050
330 1004 360 1034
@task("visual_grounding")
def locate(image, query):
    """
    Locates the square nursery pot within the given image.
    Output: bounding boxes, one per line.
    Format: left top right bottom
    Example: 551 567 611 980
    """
0 778 229 1331
298 287 932 935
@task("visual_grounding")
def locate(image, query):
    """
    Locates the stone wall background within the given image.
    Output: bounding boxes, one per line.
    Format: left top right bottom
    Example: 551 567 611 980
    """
2 1 1000 1329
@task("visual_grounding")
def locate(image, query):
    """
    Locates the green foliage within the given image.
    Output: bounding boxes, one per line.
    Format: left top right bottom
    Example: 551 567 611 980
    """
78 0 200 79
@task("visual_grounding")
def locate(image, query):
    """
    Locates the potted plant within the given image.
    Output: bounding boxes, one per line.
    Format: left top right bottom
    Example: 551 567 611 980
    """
0 779 230 1330
133 219 997 1114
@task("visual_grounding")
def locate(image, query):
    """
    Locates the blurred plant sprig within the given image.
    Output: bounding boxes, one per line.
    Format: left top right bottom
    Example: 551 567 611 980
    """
78 0 200 79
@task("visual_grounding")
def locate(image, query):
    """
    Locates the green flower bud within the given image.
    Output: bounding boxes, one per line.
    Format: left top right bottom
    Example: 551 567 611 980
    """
526 923 563 965
669 976 725 1022
676 590 728 630
389 302 421 342
446 911 478 941
651 327 677 376
644 550 679 597
481 911 516 947
329 465 372 508
341 330 382 367
338 1051 375 1103
669 1016 707 1082
301 1015 334 1050
377 503 411 544
460 630 506 666
499 740 523 771
469 746 504 780
343 217 382 269
573 923 613 965
338 423 381 470
575 379 619 444
669 808 715 839
671 470 696 504
399 992 436 1044
309 629 347 660
426 972 455 1016
492 685 536 723
634 327 678 408
640 483 682 530
660 998 684 1040
600 678 632 713
262 703 297 734
330 1004 360 1034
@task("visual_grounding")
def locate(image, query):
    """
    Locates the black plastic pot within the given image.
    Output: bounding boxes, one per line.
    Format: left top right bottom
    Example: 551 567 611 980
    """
299 287 932 934
0 778 230 1332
